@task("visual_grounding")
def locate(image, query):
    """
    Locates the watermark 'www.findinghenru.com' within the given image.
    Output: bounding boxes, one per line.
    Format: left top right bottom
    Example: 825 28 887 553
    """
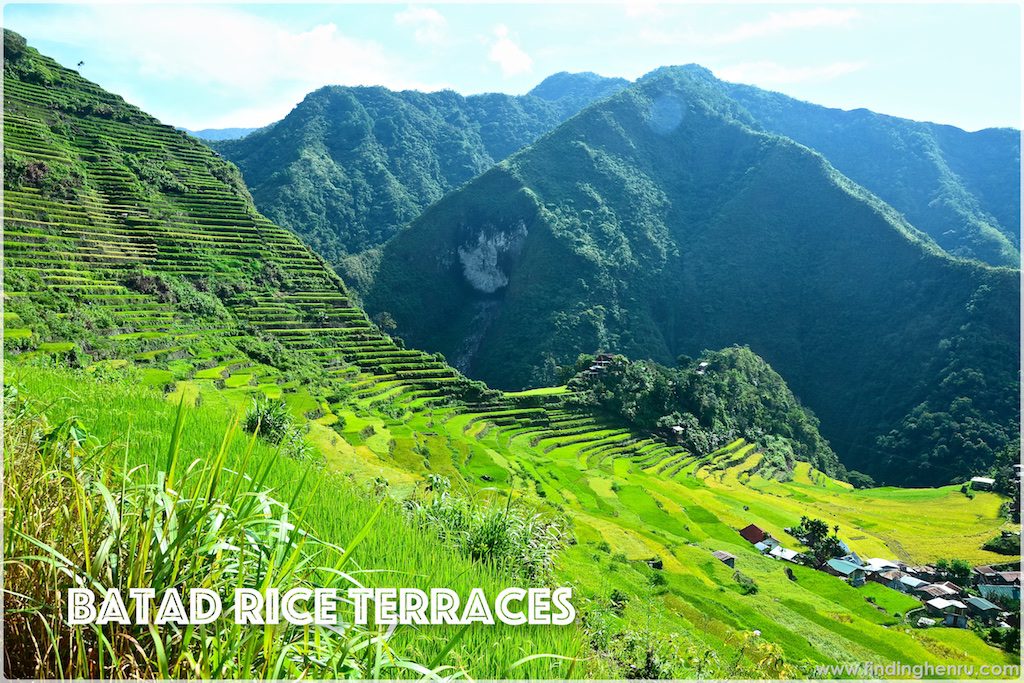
813 662 1021 679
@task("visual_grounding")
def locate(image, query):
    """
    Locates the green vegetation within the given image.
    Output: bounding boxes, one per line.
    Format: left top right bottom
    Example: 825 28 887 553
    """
725 79 1020 267
212 72 627 261
365 65 1020 486
3 31 1018 679
3 387 441 679
982 532 1021 556
566 348 839 477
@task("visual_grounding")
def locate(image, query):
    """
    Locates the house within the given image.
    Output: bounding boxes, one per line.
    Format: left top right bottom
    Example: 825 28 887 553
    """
863 558 900 575
869 569 905 590
932 581 963 596
915 583 958 600
739 524 769 544
970 476 996 491
825 558 866 586
898 575 929 593
996 571 1021 585
904 564 938 582
973 565 999 586
925 598 968 628
916 617 937 628
979 583 1021 604
753 541 771 554
841 551 865 567
770 546 801 563
964 596 1001 623
713 550 736 568
695 361 710 375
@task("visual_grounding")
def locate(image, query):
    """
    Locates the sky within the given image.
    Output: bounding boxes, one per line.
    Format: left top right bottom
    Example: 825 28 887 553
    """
3 1 1020 131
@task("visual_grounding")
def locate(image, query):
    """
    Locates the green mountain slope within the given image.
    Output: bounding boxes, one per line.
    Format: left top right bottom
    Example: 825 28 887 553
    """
212 72 627 261
725 80 1021 267
365 65 1020 486
4 32 1018 678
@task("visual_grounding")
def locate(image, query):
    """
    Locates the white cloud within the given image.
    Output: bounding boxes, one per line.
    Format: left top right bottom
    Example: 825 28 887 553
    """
715 61 868 86
394 6 448 46
641 7 860 46
11 4 444 127
488 24 533 77
623 1 664 19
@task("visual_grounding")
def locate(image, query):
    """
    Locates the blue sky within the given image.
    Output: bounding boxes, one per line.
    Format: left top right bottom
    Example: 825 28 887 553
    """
4 2 1020 131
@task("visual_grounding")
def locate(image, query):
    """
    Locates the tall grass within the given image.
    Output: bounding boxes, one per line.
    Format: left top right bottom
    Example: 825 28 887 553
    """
3 385 452 678
3 363 593 679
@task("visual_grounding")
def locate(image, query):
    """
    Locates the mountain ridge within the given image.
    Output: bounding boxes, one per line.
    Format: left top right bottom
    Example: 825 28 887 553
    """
212 72 628 260
364 65 1020 486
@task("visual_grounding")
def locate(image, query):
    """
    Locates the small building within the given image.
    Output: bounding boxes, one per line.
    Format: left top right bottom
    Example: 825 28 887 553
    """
916 616 937 628
925 598 968 628
979 583 1021 604
972 565 999 586
869 569 905 590
825 558 866 586
770 546 801 563
964 596 1001 623
739 524 769 545
753 541 771 554
713 550 736 568
932 581 963 596
841 552 865 567
695 361 710 375
996 571 1021 585
898 575 929 593
970 476 996 491
915 583 958 600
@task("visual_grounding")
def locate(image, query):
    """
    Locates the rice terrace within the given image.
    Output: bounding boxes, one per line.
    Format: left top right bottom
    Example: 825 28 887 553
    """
2 3 1021 681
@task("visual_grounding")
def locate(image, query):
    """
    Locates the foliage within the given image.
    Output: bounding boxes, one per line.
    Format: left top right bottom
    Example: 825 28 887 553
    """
403 475 567 583
566 348 840 474
727 81 1020 267
792 516 844 568
212 75 627 259
934 558 973 587
982 532 1021 556
1 388 440 679
366 65 1019 486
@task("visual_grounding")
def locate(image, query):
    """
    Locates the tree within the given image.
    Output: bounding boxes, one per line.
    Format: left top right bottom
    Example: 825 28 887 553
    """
373 311 397 333
793 516 844 567
935 558 972 587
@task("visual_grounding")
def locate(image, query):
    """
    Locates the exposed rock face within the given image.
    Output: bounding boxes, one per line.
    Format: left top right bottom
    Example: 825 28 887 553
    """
457 222 528 294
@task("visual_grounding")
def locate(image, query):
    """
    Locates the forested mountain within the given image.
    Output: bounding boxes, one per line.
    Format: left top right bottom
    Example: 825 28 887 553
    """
212 72 627 260
726 82 1021 267
365 65 1020 485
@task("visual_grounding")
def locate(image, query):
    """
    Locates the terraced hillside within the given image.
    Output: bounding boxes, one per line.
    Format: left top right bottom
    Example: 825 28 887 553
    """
4 32 1019 677
2 31 479 422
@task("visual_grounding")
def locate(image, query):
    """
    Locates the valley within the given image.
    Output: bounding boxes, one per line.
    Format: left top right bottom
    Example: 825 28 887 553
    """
2 29 1020 680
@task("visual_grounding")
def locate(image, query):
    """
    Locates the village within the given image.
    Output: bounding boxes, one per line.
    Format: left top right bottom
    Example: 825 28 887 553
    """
715 486 1020 635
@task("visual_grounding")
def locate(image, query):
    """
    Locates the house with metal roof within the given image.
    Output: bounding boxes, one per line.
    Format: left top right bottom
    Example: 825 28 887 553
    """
769 546 800 563
970 476 996 491
925 598 968 627
738 524 768 544
964 596 1001 623
712 550 736 568
824 558 866 586
898 575 929 593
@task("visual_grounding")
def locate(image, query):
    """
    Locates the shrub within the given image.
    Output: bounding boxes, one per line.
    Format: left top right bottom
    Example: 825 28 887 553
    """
405 476 567 583
243 395 292 443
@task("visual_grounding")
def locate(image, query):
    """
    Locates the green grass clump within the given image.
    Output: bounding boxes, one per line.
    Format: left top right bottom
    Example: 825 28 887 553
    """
2 386 447 679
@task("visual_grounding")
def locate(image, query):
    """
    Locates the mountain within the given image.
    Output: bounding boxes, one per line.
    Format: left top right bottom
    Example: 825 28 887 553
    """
183 126 258 141
364 65 1020 486
4 31 1018 678
725 82 1021 267
211 72 628 261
